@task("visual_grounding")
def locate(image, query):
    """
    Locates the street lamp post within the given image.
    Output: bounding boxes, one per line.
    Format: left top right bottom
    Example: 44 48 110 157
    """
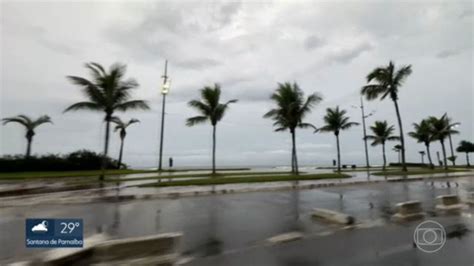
352 97 374 168
158 60 170 171
447 123 459 167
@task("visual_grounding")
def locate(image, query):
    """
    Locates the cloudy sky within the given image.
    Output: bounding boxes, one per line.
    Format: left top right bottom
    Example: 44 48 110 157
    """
1 0 472 168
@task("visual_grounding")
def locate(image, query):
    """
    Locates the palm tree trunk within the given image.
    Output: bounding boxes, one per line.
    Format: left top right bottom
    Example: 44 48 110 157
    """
117 137 125 169
466 152 470 167
382 143 386 171
25 136 32 158
426 143 434 169
290 132 295 173
291 149 295 173
100 116 111 181
392 99 407 171
212 125 216 174
448 133 455 166
336 134 341 172
440 139 448 170
292 130 299 175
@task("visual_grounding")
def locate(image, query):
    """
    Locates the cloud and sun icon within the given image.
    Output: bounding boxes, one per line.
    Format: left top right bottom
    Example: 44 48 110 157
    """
31 220 48 232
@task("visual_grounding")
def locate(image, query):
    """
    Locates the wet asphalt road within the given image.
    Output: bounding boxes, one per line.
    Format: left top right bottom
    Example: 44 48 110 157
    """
0 176 473 265
189 215 474 266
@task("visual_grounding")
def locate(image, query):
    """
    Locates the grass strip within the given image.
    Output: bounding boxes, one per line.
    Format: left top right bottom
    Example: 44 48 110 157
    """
139 173 350 187
371 169 465 176
105 171 295 182
0 167 252 180
0 169 157 180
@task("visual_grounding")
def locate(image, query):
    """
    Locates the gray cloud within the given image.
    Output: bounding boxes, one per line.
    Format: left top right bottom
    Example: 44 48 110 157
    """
174 58 221 70
328 42 374 64
304 35 325 50
2 21 79 56
436 48 463 58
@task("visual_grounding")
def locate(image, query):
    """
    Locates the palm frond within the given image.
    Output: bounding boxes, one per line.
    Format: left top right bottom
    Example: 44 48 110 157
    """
64 102 102 113
361 85 387 101
340 121 359 130
366 66 388 83
298 122 317 130
127 118 140 126
201 84 221 108
186 116 208 127
67 76 93 86
114 100 150 112
32 115 53 127
2 117 28 127
393 65 412 86
110 116 125 127
188 100 211 116
187 84 235 127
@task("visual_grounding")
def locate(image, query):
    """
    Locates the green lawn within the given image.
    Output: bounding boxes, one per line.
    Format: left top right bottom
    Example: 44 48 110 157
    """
104 171 296 182
339 167 391 172
371 168 465 176
139 173 350 187
0 168 252 180
0 169 156 180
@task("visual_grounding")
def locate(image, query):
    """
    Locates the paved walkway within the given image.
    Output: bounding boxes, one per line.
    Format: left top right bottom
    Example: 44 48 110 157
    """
1 171 473 208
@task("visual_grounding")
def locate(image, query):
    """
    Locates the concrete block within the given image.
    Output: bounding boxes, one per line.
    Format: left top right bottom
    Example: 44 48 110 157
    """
436 194 460 205
396 201 423 215
392 201 425 222
312 208 355 225
435 195 466 212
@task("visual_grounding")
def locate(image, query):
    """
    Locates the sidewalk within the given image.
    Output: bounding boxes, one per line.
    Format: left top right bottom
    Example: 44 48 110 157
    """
1 172 472 208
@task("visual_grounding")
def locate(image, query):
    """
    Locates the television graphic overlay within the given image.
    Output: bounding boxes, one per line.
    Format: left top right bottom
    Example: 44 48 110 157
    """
25 218 83 248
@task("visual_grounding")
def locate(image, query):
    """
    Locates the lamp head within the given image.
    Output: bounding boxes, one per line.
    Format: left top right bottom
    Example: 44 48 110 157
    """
161 79 171 95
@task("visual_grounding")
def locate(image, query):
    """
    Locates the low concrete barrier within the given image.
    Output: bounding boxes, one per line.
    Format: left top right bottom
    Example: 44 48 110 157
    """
435 194 465 212
266 232 303 244
312 208 355 225
92 232 181 263
392 201 424 222
97 195 136 202
0 185 45 197
22 232 181 266
41 233 109 266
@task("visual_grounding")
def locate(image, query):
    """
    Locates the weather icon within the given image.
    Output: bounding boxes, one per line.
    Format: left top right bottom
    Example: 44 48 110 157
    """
31 220 48 232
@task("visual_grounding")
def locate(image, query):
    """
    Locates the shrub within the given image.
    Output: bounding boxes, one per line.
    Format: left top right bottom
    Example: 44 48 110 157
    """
0 150 123 172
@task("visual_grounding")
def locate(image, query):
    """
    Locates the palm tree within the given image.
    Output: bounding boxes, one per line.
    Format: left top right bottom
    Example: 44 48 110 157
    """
64 62 149 179
445 115 460 166
419 151 425 164
393 144 402 163
111 117 140 169
2 115 52 158
365 121 399 170
264 82 322 174
186 84 237 174
428 114 459 170
456 140 474 167
318 106 359 172
408 119 435 168
361 61 412 171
